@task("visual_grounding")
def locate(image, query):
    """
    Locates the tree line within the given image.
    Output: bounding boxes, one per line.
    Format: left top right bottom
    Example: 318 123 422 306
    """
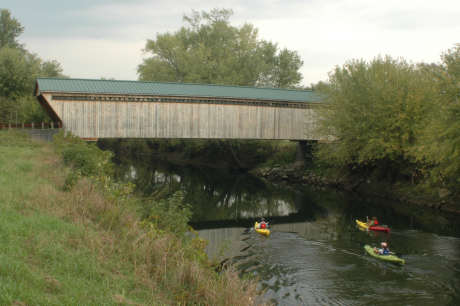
315 48 460 196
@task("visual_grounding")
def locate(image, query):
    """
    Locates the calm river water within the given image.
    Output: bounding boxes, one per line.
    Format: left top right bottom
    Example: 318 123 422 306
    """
113 158 460 306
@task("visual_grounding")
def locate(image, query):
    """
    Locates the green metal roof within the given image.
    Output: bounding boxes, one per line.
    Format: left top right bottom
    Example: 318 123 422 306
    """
36 78 322 103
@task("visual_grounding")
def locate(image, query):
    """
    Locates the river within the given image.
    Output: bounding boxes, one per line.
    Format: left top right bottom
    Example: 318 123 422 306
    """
112 157 460 305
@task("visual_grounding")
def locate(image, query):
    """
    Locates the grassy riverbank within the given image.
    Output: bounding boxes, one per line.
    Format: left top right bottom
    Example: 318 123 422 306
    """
0 131 260 305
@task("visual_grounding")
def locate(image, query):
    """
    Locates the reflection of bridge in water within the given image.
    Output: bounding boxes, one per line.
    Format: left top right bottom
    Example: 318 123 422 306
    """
196 213 342 260
35 78 323 141
189 213 323 230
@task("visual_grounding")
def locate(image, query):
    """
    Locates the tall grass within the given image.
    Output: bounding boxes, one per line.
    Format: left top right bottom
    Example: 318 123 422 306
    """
0 130 262 305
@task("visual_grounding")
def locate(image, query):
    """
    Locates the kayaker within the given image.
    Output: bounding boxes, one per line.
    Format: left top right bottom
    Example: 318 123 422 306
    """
259 218 269 229
374 242 390 255
367 216 379 226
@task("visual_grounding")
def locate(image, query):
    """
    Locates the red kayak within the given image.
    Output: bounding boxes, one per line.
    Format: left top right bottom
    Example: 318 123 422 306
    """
369 225 390 233
356 220 390 233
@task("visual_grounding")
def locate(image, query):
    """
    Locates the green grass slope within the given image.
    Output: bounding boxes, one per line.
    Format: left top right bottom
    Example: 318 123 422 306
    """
0 131 260 305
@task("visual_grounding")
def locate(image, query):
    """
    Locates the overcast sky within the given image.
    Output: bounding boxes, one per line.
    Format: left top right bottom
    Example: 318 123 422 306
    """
3 0 460 86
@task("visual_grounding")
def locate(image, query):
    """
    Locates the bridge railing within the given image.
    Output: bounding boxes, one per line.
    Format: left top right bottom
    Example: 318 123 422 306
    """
0 122 62 130
0 122 62 142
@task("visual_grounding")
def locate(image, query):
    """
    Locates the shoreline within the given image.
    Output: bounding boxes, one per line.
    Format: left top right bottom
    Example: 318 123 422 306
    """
251 164 460 216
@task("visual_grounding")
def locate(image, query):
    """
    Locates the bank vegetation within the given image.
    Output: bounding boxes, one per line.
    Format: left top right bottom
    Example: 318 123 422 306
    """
313 45 460 211
0 130 261 305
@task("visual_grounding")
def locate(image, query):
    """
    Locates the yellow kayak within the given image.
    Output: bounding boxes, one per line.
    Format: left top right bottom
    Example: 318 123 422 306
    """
356 219 391 233
254 222 270 237
356 219 369 231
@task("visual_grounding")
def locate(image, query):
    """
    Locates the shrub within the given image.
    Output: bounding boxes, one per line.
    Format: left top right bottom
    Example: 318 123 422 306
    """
53 132 113 177
144 191 192 237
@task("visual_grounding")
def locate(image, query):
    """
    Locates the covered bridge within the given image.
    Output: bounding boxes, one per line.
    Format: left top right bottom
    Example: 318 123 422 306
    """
35 78 322 141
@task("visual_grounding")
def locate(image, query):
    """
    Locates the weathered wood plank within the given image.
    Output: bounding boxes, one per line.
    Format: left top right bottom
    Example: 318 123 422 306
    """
44 96 320 140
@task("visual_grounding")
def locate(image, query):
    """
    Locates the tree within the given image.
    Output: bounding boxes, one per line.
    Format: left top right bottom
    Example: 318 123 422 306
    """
0 47 34 99
0 10 66 122
273 49 304 88
0 47 38 122
138 9 303 88
417 44 460 191
315 56 437 181
0 9 24 49
40 59 64 78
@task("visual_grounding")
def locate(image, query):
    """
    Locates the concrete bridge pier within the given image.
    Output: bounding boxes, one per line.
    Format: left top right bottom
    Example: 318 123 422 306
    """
295 140 315 167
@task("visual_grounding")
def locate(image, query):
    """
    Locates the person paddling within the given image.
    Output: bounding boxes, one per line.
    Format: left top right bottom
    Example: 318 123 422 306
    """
366 216 379 226
258 218 269 229
374 242 390 255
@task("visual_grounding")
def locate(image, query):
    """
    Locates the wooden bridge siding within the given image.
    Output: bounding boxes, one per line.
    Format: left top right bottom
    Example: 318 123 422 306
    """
304 108 317 140
45 95 317 140
260 107 274 139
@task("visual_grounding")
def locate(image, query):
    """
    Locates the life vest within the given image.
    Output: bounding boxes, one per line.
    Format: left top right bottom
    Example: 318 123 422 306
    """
373 219 379 225
260 222 266 229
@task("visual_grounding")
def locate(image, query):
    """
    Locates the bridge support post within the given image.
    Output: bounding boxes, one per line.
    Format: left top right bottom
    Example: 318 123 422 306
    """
295 140 315 167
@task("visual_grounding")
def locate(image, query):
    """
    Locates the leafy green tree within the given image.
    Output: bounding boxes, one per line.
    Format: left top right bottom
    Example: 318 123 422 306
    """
0 47 41 98
0 47 65 122
417 44 460 190
0 9 24 49
316 56 437 181
0 10 65 122
138 9 303 88
40 59 64 78
0 47 38 122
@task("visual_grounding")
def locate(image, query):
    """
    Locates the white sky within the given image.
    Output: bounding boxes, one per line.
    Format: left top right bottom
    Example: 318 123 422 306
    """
3 0 460 86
